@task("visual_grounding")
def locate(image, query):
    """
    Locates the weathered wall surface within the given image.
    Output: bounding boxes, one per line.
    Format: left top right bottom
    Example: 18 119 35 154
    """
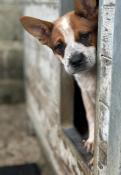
106 0 121 174
95 0 116 174
0 4 24 103
24 0 86 174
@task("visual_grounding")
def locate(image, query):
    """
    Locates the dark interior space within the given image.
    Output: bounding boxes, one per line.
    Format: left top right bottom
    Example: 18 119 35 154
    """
64 81 92 165
0 164 41 175
74 80 88 137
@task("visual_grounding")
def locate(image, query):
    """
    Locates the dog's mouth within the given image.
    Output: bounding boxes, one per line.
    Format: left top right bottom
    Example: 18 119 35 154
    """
67 63 89 74
64 55 96 75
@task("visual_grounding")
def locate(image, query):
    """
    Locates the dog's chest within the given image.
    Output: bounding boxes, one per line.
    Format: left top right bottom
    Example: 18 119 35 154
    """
74 69 96 102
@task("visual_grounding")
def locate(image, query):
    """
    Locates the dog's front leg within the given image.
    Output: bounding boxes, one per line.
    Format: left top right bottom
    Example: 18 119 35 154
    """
81 91 95 153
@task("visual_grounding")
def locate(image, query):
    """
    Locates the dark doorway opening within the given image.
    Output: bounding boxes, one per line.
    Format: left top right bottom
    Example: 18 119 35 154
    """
74 80 88 136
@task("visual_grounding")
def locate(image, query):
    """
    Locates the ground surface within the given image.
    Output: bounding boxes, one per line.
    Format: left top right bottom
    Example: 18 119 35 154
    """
0 104 40 166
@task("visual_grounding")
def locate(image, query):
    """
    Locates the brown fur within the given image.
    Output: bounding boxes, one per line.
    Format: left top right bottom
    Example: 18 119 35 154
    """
54 12 97 47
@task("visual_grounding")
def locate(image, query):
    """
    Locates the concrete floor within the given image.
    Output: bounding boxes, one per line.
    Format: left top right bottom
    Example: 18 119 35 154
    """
0 104 40 166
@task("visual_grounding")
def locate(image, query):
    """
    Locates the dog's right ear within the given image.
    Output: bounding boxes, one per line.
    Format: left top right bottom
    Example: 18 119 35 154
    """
20 16 53 46
74 0 97 19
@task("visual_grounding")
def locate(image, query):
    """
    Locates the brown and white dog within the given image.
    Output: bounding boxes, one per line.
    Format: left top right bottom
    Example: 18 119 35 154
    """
20 0 98 154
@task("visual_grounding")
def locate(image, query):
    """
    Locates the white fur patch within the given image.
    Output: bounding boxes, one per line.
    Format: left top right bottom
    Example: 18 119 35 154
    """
59 16 74 43
58 16 96 74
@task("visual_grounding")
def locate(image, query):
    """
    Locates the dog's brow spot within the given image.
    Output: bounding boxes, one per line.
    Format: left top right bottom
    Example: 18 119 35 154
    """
58 16 74 43
61 17 70 30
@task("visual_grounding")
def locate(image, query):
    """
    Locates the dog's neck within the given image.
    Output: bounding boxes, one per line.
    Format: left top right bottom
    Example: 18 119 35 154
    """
74 64 96 95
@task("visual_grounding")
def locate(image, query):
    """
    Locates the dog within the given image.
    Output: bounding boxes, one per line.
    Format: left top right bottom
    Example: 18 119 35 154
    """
20 0 98 156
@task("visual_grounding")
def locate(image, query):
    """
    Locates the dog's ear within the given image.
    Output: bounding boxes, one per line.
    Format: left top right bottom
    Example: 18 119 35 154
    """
20 16 53 46
74 0 97 19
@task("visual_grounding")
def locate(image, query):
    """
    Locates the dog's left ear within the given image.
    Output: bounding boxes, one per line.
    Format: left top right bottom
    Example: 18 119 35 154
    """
74 0 98 19
20 16 53 46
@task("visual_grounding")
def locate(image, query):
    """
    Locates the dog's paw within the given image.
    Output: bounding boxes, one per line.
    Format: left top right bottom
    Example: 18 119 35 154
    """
83 139 94 153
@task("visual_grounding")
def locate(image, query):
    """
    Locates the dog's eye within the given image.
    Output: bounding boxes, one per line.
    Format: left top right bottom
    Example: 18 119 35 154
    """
54 42 65 54
78 32 90 45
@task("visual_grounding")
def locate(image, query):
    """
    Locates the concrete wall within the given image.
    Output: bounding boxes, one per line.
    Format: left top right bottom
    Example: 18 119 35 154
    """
0 3 24 103
95 0 116 174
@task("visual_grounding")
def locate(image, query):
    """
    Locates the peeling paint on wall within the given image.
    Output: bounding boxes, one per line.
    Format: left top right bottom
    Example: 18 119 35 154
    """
95 0 116 174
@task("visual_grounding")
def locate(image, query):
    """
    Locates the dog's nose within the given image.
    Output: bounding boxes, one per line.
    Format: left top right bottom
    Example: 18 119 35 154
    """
69 53 85 67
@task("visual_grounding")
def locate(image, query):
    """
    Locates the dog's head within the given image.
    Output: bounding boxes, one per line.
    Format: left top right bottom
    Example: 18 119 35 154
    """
20 0 98 74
